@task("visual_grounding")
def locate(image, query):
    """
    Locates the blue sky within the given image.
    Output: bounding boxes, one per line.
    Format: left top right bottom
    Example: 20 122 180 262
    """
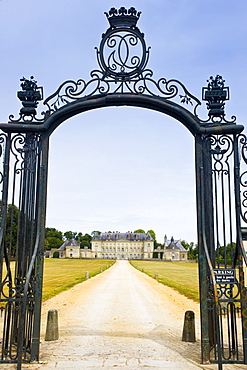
0 0 246 243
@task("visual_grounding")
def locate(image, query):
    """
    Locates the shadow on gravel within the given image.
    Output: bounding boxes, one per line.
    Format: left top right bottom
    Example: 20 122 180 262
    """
58 323 202 365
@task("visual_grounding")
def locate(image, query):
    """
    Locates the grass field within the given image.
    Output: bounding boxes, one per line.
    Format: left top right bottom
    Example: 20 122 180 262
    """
42 259 114 301
2 259 198 303
130 260 199 302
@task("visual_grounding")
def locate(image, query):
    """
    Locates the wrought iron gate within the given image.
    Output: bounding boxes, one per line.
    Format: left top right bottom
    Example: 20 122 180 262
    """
0 6 247 369
196 133 247 368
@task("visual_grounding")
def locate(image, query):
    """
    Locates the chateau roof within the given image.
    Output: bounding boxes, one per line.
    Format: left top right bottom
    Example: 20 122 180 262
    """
58 238 80 250
165 237 186 251
92 231 153 242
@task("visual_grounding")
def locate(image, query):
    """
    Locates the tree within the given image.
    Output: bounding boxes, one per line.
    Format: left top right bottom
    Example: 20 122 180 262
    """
81 233 92 242
181 240 198 260
147 229 156 241
79 233 92 248
6 204 19 256
216 243 236 266
63 231 77 240
80 240 90 248
75 232 83 241
91 231 101 237
45 228 63 250
134 229 145 234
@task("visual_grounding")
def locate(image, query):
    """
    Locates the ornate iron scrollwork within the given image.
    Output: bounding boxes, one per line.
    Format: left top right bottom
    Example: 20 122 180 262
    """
98 7 148 79
238 134 247 223
42 7 201 117
7 8 237 129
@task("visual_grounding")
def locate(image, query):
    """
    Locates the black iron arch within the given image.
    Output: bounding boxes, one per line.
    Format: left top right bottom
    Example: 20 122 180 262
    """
2 94 244 136
1 6 247 370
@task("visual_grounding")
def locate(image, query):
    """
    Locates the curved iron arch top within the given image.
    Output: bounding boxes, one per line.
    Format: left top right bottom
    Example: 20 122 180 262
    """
1 93 243 136
3 6 242 134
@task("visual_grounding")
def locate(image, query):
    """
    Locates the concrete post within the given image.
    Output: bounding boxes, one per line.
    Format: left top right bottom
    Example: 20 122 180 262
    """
45 309 59 341
182 310 196 342
85 271 89 279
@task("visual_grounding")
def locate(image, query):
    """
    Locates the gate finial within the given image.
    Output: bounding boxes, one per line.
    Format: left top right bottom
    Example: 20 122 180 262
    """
201 75 236 124
9 76 44 123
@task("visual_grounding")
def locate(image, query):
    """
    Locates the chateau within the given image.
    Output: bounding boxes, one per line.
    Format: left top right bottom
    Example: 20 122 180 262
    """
49 231 154 259
90 231 154 259
49 232 187 261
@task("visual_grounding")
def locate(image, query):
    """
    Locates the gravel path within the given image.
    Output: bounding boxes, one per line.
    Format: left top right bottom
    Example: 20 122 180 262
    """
5 260 247 369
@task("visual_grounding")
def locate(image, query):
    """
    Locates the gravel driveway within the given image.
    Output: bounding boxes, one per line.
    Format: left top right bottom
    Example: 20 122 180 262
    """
5 260 247 369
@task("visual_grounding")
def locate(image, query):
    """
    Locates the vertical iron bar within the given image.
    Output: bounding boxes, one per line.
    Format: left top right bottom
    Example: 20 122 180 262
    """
195 134 211 363
234 135 247 363
220 170 227 266
0 133 11 361
0 133 10 283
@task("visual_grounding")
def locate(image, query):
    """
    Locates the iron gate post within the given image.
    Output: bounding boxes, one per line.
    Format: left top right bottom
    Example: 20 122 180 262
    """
30 132 49 361
195 134 211 363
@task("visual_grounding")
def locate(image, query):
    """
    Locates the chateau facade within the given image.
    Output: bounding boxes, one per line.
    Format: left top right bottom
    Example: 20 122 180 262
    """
90 231 154 259
49 232 187 261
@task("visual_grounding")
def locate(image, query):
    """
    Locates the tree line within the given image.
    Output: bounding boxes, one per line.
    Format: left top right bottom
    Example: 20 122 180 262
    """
1 202 202 259
45 228 97 250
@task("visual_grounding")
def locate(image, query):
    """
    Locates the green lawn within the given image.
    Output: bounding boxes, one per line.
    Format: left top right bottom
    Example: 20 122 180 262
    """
42 259 114 301
2 259 198 303
130 260 199 302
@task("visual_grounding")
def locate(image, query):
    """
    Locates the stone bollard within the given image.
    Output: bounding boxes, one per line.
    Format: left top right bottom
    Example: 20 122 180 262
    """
182 310 196 342
45 309 59 341
155 272 158 280
85 271 89 279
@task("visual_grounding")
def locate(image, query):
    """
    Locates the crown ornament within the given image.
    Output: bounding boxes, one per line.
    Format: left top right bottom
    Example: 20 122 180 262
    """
104 7 141 29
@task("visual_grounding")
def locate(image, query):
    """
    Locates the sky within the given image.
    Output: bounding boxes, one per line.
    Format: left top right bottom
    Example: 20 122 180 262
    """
0 0 247 244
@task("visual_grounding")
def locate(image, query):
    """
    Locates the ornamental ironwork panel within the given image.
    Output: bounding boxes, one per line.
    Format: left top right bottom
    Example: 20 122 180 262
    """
197 133 247 367
0 131 44 366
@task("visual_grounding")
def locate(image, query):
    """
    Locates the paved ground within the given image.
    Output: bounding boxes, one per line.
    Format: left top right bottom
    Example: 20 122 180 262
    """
4 261 247 369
